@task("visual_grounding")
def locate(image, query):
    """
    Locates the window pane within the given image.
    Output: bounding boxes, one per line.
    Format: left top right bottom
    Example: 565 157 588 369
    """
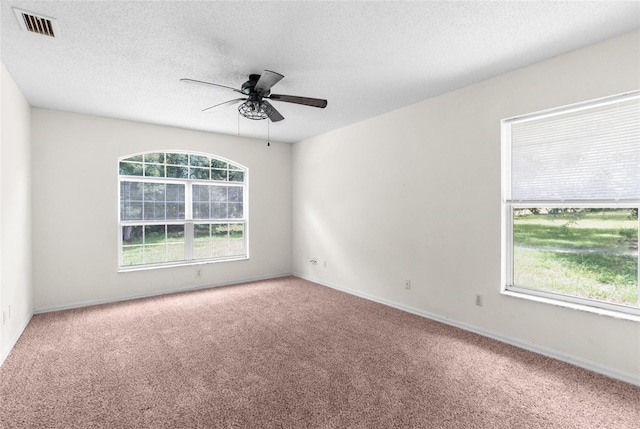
193 202 210 219
120 182 143 221
212 224 229 257
229 171 244 182
190 154 210 167
121 202 142 221
121 181 143 200
143 202 161 220
166 184 185 202
121 245 143 266
166 153 188 165
212 169 227 181
212 224 228 237
121 225 187 265
193 223 245 260
143 225 167 265
194 223 210 239
513 208 638 306
192 184 209 202
155 202 166 220
144 244 166 264
143 184 164 220
144 153 165 164
229 224 245 256
166 166 188 179
193 184 211 219
122 225 143 245
211 203 226 219
166 203 184 220
166 184 185 219
194 242 212 259
167 224 184 238
190 167 210 180
143 183 163 201
167 243 185 262
211 187 227 202
166 225 185 262
144 164 164 177
228 187 242 202
149 183 167 201
228 203 243 219
194 224 212 259
212 159 228 169
145 225 166 243
119 162 143 176
132 183 186 220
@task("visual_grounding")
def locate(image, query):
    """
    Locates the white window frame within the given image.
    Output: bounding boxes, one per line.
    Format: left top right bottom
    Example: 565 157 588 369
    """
117 151 249 271
501 92 640 318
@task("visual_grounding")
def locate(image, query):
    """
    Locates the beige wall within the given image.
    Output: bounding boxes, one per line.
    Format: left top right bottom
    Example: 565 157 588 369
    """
31 110 292 310
0 64 33 363
292 31 640 381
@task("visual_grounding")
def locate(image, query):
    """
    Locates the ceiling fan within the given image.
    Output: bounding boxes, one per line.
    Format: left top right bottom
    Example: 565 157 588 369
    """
181 70 327 122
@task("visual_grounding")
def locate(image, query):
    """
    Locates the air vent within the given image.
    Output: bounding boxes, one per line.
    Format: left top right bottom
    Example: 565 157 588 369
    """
13 8 58 37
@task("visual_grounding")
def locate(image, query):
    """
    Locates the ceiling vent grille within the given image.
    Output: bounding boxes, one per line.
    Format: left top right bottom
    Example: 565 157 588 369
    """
13 8 58 37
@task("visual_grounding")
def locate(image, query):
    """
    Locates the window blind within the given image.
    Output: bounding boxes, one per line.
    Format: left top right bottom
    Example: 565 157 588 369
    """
507 93 640 202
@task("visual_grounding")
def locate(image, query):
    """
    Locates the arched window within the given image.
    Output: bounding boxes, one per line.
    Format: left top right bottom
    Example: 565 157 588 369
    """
118 151 247 269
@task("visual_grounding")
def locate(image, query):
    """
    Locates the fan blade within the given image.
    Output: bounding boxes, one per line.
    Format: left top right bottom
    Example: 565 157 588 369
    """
268 94 327 108
254 70 284 94
202 98 247 112
263 100 284 122
180 78 244 95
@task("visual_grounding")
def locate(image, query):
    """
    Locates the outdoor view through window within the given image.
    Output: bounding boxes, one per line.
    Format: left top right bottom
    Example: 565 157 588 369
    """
512 208 638 308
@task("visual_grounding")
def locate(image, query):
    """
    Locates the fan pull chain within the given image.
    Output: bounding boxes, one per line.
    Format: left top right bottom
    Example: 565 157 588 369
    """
237 111 240 136
267 119 270 147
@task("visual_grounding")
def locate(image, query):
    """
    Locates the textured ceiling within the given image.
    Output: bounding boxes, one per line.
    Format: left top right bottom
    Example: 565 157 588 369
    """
2 1 639 143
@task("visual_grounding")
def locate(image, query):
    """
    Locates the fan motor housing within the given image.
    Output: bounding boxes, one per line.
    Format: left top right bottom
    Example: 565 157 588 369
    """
242 74 269 95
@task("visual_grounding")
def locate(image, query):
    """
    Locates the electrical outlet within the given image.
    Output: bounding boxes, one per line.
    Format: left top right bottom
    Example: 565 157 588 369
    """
404 280 411 290
475 294 483 306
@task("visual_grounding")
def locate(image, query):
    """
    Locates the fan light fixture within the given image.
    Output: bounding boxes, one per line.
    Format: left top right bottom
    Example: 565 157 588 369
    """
238 100 273 120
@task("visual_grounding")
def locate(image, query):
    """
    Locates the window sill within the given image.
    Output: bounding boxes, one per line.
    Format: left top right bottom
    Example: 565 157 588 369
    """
501 290 640 323
117 256 249 273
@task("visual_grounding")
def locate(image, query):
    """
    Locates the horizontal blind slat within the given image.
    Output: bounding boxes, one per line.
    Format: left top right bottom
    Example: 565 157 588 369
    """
510 94 640 201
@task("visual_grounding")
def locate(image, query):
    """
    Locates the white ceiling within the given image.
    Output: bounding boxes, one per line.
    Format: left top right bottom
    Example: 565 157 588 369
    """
2 1 639 143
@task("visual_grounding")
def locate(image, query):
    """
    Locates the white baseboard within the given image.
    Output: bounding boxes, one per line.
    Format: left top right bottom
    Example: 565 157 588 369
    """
292 272 640 387
0 311 33 367
34 272 292 314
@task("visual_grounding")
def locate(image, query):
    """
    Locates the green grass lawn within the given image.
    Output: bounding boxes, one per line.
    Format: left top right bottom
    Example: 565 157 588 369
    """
121 224 244 266
513 209 638 306
122 239 245 266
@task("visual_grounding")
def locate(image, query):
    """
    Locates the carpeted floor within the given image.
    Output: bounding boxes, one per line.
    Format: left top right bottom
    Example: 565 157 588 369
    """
0 276 638 428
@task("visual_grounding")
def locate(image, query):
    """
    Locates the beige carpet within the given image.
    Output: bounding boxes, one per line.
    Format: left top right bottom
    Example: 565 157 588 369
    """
1 276 638 428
